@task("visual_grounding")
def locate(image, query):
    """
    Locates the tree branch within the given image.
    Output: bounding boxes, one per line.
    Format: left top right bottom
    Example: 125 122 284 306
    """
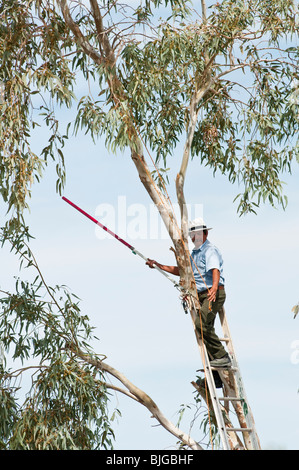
60 2 180 249
89 0 115 62
132 149 181 243
73 346 203 450
58 0 103 65
175 78 213 257
104 382 140 402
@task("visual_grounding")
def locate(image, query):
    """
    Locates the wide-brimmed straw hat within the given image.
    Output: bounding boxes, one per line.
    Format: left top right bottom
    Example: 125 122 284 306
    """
188 217 213 233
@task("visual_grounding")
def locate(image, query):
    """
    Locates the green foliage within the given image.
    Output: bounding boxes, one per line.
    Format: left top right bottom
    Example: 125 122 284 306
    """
1 0 298 217
292 302 299 319
0 0 74 213
118 0 298 214
0 221 115 450
0 369 19 449
4 360 111 450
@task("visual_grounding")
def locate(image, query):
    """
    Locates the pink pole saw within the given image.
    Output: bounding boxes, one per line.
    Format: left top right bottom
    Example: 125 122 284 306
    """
62 196 179 288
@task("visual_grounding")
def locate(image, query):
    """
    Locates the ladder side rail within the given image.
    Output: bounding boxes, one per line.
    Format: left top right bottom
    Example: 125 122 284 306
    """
219 308 261 450
196 338 231 450
217 368 254 449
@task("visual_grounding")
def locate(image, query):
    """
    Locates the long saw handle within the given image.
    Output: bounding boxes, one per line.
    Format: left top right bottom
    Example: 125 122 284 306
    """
62 197 180 288
129 247 179 288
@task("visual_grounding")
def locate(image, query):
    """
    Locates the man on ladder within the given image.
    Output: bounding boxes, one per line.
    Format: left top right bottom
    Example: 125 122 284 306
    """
146 217 231 371
62 197 261 449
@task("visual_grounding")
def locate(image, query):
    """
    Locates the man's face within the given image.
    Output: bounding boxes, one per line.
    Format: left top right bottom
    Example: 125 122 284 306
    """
190 230 204 246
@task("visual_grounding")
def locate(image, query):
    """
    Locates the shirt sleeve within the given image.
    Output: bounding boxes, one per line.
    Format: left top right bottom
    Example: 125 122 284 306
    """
205 247 221 272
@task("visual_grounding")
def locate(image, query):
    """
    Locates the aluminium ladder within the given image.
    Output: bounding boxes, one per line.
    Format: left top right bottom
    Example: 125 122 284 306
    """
193 307 261 450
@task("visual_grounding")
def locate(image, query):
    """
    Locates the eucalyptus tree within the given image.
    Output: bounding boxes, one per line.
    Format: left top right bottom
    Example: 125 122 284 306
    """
0 0 298 450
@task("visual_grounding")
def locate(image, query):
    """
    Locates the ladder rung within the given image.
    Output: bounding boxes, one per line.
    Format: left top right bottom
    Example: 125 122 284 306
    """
218 397 243 402
196 367 237 372
226 428 253 433
219 337 230 342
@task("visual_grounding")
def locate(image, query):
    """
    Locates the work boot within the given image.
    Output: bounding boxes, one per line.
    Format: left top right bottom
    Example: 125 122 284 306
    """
210 354 231 368
195 372 222 389
212 370 223 388
195 377 205 389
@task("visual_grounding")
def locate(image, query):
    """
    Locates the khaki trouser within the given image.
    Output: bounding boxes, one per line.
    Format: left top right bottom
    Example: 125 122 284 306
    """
195 288 227 360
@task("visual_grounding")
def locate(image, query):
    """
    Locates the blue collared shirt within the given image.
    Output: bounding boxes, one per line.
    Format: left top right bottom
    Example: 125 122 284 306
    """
190 239 225 292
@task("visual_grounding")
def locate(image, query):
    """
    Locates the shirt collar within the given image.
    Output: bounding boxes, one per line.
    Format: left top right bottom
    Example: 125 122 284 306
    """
192 239 209 252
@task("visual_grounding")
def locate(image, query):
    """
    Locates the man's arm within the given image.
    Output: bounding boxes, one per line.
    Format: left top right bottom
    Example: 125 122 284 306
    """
207 268 220 302
146 259 180 276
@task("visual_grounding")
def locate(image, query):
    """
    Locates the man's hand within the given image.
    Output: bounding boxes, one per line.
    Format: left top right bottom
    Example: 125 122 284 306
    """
146 259 180 276
208 269 220 302
146 259 157 269
207 285 218 302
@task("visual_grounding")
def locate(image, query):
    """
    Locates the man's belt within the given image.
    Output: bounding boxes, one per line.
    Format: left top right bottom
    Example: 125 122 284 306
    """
198 285 224 296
